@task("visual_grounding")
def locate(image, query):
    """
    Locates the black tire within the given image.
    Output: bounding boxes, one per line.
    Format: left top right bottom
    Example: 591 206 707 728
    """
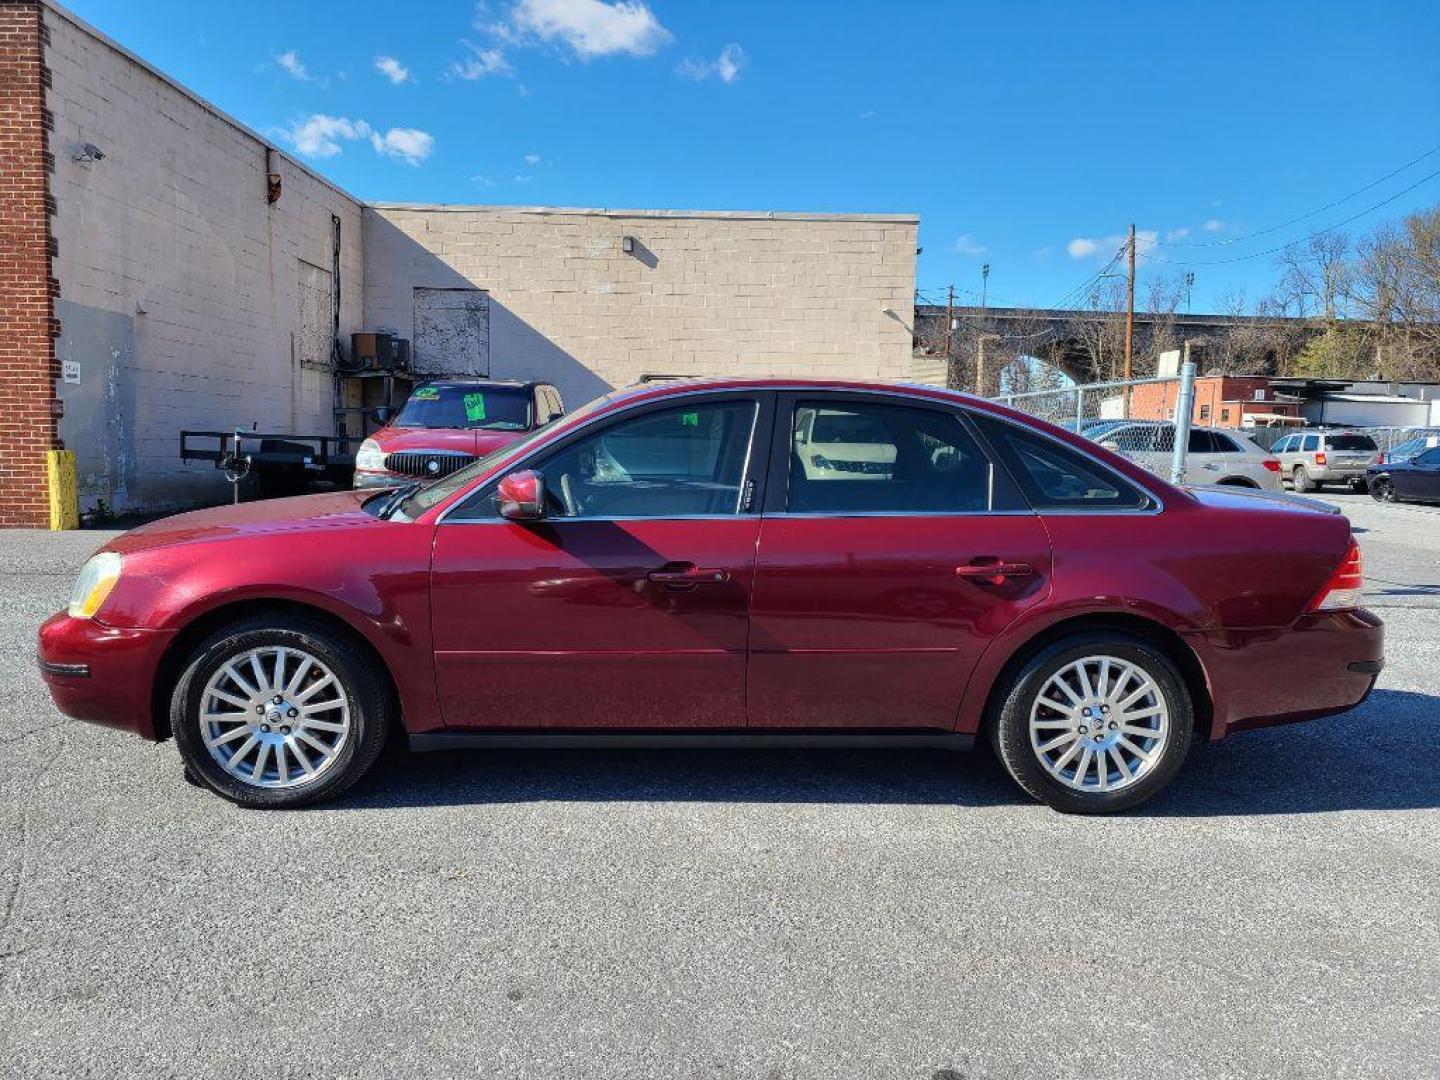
170 615 391 809
1292 466 1314 493
989 633 1193 814
1370 477 1395 503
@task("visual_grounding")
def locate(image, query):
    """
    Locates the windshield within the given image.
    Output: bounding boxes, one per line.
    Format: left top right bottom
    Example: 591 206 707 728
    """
393 384 531 431
1328 434 1377 451
396 391 614 518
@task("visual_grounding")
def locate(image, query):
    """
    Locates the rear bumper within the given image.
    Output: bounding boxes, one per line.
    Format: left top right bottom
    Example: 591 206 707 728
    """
37 611 175 740
1192 609 1384 740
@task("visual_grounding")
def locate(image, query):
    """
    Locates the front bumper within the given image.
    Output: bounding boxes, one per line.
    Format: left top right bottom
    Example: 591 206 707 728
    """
1193 609 1384 740
38 611 175 740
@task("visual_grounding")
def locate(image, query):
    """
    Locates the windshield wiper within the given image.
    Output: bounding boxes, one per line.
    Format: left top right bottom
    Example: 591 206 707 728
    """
376 481 423 520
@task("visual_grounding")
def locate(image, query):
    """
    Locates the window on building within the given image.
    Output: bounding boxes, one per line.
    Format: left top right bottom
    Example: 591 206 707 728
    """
1199 405 1211 420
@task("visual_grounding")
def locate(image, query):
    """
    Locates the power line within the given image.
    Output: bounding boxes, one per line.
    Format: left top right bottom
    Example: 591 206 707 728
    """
1140 165 1440 268
1156 139 1440 248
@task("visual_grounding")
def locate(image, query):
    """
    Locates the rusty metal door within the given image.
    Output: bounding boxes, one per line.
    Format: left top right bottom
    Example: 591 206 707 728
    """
413 287 490 377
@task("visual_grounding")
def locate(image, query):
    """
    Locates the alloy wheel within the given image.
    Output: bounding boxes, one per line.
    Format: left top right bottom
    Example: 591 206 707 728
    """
199 646 352 789
1028 655 1169 793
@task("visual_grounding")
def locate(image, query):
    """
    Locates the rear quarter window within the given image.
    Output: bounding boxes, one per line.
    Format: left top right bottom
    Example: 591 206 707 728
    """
976 416 1149 511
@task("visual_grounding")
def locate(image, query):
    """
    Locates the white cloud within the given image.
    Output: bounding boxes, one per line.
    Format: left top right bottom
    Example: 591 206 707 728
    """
523 152 541 165
513 173 534 183
680 43 746 83
282 114 370 158
949 233 988 257
507 0 672 59
1165 227 1190 242
471 174 497 187
279 114 434 165
375 56 412 84
450 41 513 79
370 127 435 165
858 109 877 120
1066 230 1158 260
275 50 322 84
1203 217 1225 232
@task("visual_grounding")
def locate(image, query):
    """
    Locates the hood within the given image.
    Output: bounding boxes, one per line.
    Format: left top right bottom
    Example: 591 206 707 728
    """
107 489 381 556
1186 484 1342 516
372 425 526 457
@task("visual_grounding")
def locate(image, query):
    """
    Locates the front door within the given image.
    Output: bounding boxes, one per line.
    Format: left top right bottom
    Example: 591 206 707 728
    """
1399 446 1440 501
747 394 1052 730
429 394 770 728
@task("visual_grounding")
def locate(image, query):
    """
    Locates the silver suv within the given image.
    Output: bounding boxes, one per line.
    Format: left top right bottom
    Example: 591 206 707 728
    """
1271 430 1379 492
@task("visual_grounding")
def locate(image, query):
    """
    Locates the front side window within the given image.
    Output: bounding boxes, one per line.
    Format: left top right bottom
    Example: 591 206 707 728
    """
787 401 991 514
394 384 532 432
1414 447 1440 466
1303 435 1320 451
532 400 758 518
976 416 1148 510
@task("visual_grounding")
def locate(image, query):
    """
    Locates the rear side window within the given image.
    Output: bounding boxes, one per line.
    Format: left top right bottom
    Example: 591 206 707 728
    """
1302 435 1320 451
976 417 1148 510
787 401 992 513
1328 434 1377 451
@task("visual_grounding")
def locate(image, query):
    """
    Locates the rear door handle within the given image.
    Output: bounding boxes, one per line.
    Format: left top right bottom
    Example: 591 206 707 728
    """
956 560 1034 585
647 565 731 589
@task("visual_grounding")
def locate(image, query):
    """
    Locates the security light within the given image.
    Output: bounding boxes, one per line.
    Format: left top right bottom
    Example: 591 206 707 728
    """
72 143 105 164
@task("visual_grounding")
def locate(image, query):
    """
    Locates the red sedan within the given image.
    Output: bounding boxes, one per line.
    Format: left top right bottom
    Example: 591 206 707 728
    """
39 379 1383 813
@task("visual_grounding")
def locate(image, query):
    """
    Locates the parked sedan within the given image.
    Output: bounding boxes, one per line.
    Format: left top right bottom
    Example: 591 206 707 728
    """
1092 422 1282 490
1367 444 1440 504
40 379 1382 815
352 379 565 489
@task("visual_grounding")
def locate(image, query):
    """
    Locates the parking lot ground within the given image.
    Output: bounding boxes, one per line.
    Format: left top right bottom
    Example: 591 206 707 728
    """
1 497 1437 1079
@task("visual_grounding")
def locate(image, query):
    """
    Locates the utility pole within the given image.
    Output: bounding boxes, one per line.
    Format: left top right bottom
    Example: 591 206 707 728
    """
1123 223 1136 418
1184 271 1195 315
943 285 957 390
981 263 991 312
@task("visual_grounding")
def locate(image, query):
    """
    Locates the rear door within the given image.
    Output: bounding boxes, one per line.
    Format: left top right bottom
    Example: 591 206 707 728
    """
746 393 1052 730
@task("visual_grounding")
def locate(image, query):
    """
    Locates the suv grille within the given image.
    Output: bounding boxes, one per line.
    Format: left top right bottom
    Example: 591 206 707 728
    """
384 451 475 479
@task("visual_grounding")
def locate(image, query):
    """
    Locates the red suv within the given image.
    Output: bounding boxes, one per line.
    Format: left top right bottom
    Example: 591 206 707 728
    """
353 379 565 488
39 379 1382 813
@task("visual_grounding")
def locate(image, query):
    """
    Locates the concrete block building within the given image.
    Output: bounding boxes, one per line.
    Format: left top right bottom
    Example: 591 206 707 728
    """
0 0 920 524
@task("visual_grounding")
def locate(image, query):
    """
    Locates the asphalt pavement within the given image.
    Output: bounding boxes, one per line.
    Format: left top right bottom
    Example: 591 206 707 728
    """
1 492 1437 1079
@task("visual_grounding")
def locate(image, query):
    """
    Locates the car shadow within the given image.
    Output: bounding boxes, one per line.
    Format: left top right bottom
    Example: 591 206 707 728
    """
346 689 1439 817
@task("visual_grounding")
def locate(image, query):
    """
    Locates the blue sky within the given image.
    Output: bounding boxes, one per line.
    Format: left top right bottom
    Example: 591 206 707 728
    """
64 0 1440 313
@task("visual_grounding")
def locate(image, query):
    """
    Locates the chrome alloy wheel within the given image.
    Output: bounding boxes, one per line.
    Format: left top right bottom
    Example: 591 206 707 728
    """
1028 655 1169 793
199 646 352 789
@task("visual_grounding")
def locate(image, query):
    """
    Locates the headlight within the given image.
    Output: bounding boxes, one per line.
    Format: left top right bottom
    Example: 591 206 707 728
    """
355 438 386 471
68 552 123 619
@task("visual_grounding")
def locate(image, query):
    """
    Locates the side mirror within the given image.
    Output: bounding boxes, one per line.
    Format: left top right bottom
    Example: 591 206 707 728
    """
373 406 393 424
496 469 547 521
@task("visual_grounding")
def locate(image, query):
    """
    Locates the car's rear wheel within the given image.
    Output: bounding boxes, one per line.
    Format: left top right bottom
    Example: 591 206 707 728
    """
990 634 1193 814
171 615 390 808
1292 466 1315 492
1370 477 1396 502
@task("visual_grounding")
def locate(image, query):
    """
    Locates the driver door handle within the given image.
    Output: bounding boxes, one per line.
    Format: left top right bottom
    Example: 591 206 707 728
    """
956 560 1034 585
647 565 731 589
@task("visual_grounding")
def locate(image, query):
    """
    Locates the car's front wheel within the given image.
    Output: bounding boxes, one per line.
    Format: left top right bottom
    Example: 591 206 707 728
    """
171 615 391 808
990 634 1193 814
1369 477 1396 502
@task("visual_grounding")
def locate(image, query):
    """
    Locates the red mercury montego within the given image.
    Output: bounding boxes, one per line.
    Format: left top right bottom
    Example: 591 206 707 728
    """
39 378 1383 814
352 379 566 489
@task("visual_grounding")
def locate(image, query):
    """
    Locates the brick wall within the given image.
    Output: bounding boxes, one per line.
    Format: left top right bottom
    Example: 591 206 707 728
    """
0 0 58 527
364 205 919 409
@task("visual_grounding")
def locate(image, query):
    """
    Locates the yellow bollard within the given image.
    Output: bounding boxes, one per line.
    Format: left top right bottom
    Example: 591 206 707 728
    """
46 449 80 531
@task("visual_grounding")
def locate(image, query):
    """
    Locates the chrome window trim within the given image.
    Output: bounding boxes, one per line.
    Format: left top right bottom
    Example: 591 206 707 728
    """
435 383 1170 524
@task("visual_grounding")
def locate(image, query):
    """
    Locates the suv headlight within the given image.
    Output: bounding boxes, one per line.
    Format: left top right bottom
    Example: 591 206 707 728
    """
69 552 123 619
355 438 386 471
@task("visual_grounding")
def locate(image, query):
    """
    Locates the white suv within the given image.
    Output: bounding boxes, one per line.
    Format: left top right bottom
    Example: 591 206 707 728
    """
1093 422 1283 491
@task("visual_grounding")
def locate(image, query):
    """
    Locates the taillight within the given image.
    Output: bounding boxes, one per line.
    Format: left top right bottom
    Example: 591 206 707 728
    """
1315 451 1327 466
1378 452 1389 464
1261 458 1280 472
1307 537 1364 612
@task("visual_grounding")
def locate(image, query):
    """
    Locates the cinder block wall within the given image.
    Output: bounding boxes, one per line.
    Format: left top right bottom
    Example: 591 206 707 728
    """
363 205 920 410
43 3 364 514
0 0 59 527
